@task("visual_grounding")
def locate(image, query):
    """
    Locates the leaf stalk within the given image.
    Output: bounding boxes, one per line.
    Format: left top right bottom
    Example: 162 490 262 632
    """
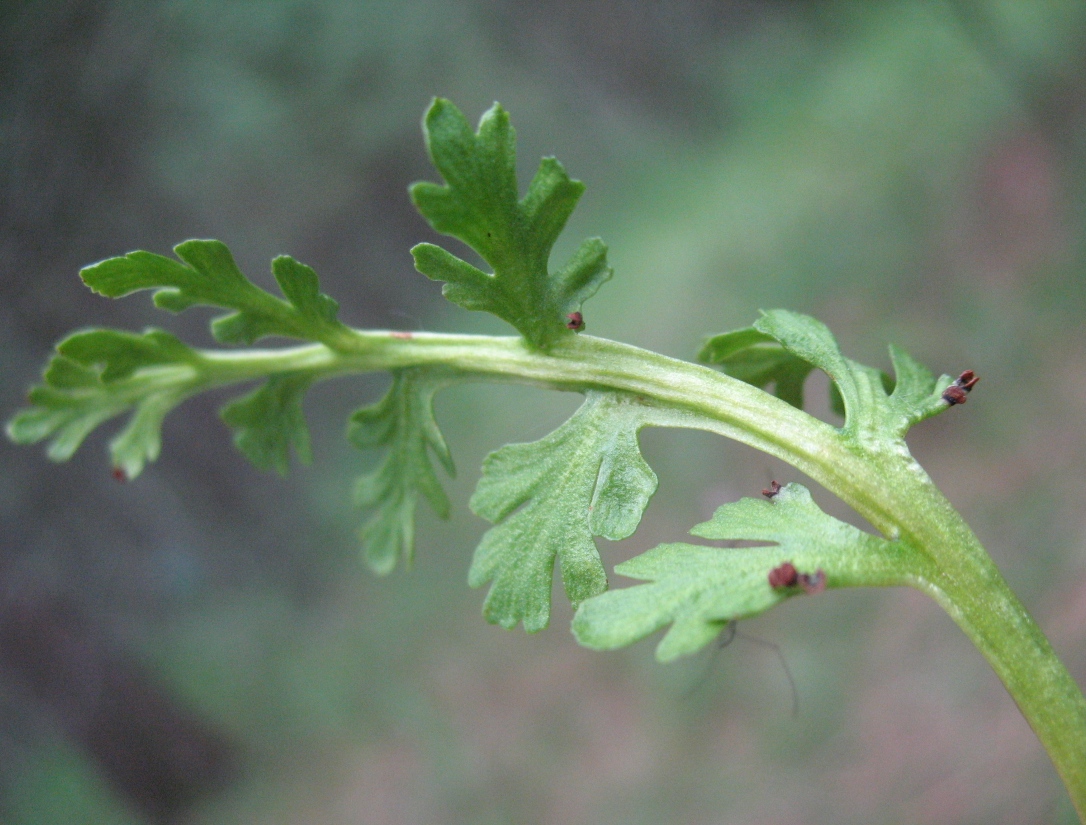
185 328 1086 814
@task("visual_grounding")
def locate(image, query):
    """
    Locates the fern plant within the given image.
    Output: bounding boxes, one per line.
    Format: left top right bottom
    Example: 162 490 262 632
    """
9 99 1086 818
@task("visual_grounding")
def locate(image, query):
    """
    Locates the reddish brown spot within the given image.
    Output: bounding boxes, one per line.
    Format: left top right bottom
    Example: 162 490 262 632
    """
769 561 826 594
111 467 128 483
566 311 585 332
390 331 413 340
768 562 799 589
762 480 782 498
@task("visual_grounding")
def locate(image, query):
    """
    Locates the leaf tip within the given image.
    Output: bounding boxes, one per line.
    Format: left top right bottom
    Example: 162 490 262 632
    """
478 99 510 129
422 96 469 139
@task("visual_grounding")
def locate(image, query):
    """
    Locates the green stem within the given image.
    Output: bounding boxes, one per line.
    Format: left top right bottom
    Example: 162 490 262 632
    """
180 329 1085 813
871 463 1086 817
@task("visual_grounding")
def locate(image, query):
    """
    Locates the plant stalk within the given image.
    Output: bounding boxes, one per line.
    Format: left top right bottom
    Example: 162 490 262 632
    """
184 329 1086 814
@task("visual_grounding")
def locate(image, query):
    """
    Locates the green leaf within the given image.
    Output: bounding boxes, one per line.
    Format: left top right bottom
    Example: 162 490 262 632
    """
6 329 203 477
7 382 126 463
58 328 202 381
573 483 926 661
221 374 314 476
697 326 823 411
348 370 455 574
468 391 658 632
81 240 349 346
109 388 188 480
410 99 612 349
10 244 351 476
700 310 950 440
885 343 947 428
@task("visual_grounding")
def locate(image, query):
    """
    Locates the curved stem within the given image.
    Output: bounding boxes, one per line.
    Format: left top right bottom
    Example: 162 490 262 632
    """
874 463 1086 817
179 329 1085 814
199 330 869 488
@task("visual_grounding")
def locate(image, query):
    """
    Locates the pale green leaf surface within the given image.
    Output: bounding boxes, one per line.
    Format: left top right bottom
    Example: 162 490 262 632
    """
221 374 314 476
6 329 204 477
468 391 658 632
9 396 124 463
885 343 948 431
410 99 612 349
697 326 821 411
348 370 455 574
573 483 919 661
58 328 200 381
109 389 187 480
10 244 350 476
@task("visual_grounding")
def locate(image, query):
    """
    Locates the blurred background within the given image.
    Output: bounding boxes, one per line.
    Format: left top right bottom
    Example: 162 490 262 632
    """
3 1 1086 823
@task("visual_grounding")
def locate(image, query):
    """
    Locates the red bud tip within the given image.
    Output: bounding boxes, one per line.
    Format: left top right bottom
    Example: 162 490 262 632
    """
565 311 585 331
954 370 979 392
943 370 979 405
762 480 782 498
111 467 128 483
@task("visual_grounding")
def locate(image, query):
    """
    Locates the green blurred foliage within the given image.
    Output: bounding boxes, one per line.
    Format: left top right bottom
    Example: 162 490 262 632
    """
3 1 1086 823
6 740 141 825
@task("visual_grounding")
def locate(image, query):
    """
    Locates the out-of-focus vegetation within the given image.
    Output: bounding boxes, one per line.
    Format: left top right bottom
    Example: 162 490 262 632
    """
3 1 1086 823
